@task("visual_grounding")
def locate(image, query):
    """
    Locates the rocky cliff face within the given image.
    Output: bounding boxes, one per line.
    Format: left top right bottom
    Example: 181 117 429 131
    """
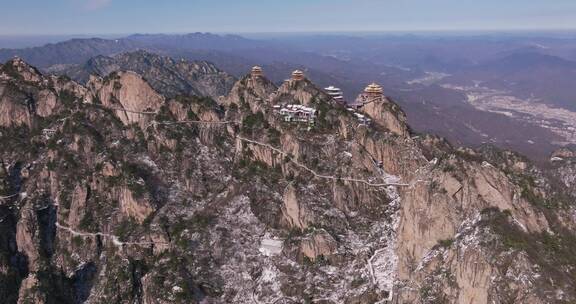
359 96 409 137
551 147 576 197
220 73 277 113
0 58 90 128
271 77 333 106
87 71 165 129
0 60 575 304
50 50 236 99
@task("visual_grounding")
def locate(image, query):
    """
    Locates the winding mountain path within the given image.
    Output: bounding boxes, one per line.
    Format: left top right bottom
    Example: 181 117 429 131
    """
105 103 409 187
237 136 409 188
56 223 169 248
0 193 19 200
17 102 411 256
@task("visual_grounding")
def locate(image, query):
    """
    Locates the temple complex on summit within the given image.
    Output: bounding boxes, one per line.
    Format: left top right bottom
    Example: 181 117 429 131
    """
251 66 263 78
291 70 305 81
266 70 378 127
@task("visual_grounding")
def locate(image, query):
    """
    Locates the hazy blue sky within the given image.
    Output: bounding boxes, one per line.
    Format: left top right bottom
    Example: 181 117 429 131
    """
1 0 576 35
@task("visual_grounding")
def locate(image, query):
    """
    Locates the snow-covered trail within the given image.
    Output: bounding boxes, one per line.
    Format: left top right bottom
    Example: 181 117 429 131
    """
95 104 230 124
101 103 410 188
98 101 412 188
92 104 158 115
93 104 233 128
0 193 19 201
155 120 232 125
56 223 168 248
237 136 409 188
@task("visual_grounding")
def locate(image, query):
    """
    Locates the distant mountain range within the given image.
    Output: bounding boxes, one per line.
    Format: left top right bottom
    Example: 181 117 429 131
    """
0 33 271 69
125 33 268 50
0 38 142 67
3 33 576 160
47 50 236 99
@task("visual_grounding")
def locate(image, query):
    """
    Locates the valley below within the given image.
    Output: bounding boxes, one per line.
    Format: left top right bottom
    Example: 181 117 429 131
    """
442 83 576 147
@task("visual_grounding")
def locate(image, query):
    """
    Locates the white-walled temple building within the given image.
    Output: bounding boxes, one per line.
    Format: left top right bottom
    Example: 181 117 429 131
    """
291 70 305 81
324 86 345 103
275 104 317 124
251 66 263 78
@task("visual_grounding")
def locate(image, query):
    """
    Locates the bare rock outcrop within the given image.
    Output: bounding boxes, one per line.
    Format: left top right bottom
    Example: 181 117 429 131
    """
35 89 58 117
271 78 332 106
220 74 277 113
118 186 155 223
394 157 555 303
0 57 90 127
281 185 314 230
300 229 338 261
16 205 40 272
359 97 409 137
88 71 165 128
1 57 43 83
67 184 89 229
17 274 42 304
0 86 32 127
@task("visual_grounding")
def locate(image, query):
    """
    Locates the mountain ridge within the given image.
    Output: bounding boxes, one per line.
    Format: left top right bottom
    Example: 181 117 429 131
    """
0 58 575 303
3 33 573 161
48 50 236 99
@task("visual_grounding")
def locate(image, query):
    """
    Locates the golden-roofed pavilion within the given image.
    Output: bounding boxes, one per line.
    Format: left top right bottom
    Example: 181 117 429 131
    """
364 83 383 95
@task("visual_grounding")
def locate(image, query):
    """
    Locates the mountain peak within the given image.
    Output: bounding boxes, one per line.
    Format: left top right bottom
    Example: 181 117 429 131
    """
271 70 333 106
221 66 277 112
353 83 409 136
224 67 410 136
87 70 165 128
1 56 43 82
